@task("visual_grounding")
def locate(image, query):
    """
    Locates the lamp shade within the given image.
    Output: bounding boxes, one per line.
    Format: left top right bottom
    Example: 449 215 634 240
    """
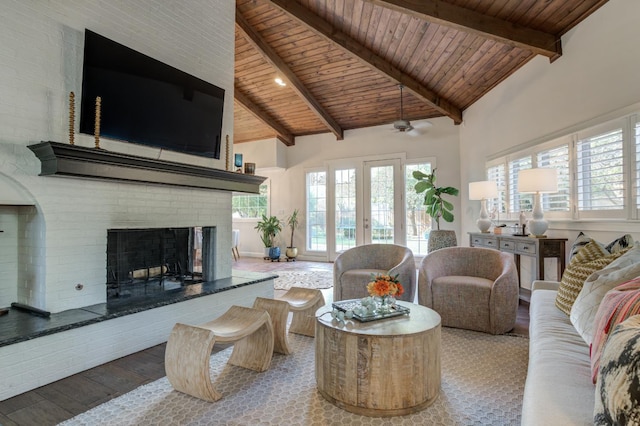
518 168 558 193
469 180 498 200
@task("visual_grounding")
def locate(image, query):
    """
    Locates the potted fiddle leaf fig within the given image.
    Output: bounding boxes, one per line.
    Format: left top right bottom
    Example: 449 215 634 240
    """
413 168 459 252
285 209 300 260
255 214 282 259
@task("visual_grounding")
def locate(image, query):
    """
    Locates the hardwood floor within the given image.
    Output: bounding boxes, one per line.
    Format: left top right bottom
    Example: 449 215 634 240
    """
0 257 529 425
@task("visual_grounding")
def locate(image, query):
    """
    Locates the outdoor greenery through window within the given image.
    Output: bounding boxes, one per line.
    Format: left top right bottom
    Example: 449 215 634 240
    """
232 184 268 219
306 170 327 251
487 112 640 220
405 161 433 255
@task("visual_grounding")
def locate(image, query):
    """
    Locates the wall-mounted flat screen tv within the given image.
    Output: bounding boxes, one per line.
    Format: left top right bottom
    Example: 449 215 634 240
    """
79 30 224 159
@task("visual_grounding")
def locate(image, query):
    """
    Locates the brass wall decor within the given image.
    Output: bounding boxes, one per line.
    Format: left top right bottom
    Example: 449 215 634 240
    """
69 92 75 145
225 135 230 171
94 96 101 148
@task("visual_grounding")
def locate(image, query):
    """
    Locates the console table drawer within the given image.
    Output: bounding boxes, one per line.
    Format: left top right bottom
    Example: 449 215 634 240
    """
471 235 498 248
516 241 537 255
499 240 516 252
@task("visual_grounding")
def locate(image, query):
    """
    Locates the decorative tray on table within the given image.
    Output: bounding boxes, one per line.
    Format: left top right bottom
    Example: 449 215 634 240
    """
331 299 410 322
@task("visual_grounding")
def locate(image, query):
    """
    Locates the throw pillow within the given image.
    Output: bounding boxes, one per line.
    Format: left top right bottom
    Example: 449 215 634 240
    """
555 241 626 315
569 231 596 260
594 315 640 425
605 233 634 253
570 243 640 345
590 277 640 384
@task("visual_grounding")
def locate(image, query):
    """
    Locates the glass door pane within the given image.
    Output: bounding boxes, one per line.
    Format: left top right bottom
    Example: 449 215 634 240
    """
405 162 432 255
335 168 357 253
367 164 395 244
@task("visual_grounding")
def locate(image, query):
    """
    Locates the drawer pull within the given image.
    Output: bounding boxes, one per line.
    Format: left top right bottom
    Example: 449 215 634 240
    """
523 246 529 250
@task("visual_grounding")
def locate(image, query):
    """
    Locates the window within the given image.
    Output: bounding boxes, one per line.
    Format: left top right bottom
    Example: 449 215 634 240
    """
537 145 570 213
508 156 532 213
487 112 638 221
405 161 433 255
306 171 326 251
487 163 506 218
232 184 268 219
577 128 624 212
334 168 356 252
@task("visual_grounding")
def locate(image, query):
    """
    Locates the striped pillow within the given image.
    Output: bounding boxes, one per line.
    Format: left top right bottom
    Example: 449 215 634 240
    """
591 277 640 384
555 241 628 315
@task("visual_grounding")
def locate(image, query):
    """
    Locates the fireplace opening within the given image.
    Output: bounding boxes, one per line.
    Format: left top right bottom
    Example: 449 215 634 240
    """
106 226 215 301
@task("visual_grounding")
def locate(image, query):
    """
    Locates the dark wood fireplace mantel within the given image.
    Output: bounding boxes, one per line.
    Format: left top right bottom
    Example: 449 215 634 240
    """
28 141 266 193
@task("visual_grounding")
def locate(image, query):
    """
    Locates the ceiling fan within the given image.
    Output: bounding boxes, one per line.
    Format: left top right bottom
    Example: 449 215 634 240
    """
392 84 432 136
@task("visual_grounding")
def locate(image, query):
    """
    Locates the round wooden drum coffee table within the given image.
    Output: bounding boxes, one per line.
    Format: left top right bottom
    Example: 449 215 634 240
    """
315 301 441 417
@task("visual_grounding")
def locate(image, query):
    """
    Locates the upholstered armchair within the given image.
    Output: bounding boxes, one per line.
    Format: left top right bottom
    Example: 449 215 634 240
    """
333 244 416 302
418 246 519 334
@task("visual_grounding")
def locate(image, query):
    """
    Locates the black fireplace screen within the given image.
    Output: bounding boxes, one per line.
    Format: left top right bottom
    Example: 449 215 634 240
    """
106 227 207 298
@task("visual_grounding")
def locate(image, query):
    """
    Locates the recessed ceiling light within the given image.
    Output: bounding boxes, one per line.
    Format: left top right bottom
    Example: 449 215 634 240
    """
275 77 286 87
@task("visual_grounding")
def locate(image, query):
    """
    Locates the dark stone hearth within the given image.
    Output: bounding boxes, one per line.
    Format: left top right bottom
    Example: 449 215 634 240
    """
0 271 275 348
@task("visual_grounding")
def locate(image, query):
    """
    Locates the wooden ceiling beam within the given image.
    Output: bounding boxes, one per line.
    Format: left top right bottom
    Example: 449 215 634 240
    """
234 88 295 146
365 0 562 61
236 8 344 141
267 0 463 124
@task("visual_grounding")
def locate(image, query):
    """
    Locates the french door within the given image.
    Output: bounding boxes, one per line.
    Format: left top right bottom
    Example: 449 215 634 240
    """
329 159 403 260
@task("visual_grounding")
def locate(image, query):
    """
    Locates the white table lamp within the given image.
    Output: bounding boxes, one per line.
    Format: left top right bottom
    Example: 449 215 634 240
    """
469 180 499 233
518 168 558 237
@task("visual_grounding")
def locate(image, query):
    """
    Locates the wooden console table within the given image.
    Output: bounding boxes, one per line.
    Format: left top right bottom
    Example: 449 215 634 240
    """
469 233 567 299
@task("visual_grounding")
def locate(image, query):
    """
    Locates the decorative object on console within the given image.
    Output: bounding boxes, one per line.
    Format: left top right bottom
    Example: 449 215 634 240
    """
69 92 75 145
517 168 558 237
234 153 243 173
468 180 498 233
244 162 255 175
94 96 101 149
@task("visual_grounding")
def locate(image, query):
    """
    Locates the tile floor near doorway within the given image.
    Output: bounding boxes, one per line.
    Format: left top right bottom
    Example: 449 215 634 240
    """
0 257 529 426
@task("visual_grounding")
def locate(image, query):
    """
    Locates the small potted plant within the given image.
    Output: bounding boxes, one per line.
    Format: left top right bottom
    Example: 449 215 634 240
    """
413 168 459 252
254 214 282 259
285 209 300 260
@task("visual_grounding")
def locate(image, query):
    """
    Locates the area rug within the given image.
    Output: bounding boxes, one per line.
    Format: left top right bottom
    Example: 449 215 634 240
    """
61 328 528 426
273 270 333 290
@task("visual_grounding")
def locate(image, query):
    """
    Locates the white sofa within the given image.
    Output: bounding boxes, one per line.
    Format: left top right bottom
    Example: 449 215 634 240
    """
521 280 594 425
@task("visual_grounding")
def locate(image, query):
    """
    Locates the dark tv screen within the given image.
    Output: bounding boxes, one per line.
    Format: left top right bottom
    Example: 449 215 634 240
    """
79 30 224 159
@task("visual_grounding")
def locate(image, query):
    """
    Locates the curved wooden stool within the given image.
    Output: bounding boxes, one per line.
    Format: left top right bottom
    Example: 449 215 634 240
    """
253 287 326 355
165 305 274 402
279 287 325 337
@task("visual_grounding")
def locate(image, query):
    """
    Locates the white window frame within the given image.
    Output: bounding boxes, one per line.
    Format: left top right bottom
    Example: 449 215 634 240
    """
231 181 270 221
486 110 640 223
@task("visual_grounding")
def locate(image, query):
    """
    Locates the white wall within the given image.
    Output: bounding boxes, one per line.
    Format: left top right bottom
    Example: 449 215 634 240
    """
233 118 461 259
0 0 236 312
459 0 640 282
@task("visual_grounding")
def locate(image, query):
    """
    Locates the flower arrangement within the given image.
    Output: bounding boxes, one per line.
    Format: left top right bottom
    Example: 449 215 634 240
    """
366 273 404 298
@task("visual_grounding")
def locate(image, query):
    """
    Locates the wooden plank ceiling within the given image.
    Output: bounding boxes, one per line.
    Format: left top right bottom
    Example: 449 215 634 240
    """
233 0 609 145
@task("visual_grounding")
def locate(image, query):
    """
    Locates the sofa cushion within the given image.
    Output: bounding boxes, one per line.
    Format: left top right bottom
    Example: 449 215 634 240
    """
521 289 594 426
570 244 640 346
594 315 640 425
556 241 626 315
590 278 640 383
339 269 387 300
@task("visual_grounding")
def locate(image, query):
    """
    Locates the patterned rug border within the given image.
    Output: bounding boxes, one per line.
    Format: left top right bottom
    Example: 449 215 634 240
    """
273 270 333 290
